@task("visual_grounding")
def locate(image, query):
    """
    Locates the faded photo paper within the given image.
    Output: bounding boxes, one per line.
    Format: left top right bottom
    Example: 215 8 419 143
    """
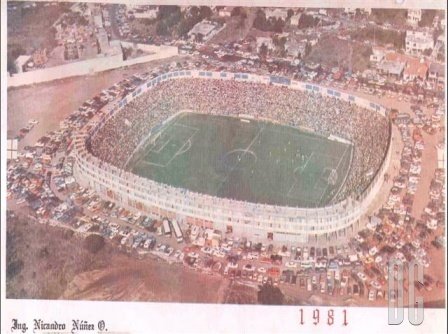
1 0 447 333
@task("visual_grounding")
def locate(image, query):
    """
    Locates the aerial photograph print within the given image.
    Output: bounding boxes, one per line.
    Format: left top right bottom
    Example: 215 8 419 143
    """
3 0 446 316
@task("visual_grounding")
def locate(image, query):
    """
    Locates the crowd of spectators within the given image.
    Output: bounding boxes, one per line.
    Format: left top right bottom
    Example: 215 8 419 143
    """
89 77 390 204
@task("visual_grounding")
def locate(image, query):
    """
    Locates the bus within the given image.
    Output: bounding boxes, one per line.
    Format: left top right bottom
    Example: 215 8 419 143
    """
162 219 171 236
171 219 183 243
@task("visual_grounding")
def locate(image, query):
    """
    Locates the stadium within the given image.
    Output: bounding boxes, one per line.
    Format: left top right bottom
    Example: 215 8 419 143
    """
72 70 393 244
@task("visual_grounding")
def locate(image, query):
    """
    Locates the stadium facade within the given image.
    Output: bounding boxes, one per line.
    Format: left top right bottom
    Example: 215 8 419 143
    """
72 70 393 243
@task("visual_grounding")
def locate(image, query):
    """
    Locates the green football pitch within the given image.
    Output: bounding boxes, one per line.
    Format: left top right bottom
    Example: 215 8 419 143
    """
131 112 353 207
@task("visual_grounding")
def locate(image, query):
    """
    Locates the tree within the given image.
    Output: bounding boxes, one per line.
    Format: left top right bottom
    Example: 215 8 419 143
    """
259 43 268 60
231 7 242 17
433 27 442 43
142 18 154 25
158 5 180 20
298 14 318 29
423 48 433 56
189 6 200 18
237 14 247 29
287 9 294 19
273 18 285 33
253 9 268 30
177 18 193 37
273 36 286 57
257 284 284 305
7 45 26 73
199 6 212 20
195 33 204 43
156 21 169 36
305 42 312 57
83 234 105 254
418 9 438 28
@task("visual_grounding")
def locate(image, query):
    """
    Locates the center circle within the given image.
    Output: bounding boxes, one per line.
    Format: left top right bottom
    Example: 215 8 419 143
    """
222 149 257 171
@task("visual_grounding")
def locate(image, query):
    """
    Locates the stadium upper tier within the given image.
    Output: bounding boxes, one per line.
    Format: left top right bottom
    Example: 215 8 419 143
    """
73 70 393 242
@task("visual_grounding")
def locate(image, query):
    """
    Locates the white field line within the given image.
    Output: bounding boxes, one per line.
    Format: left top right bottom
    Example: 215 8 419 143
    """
286 152 314 198
317 143 350 206
332 144 354 202
164 128 198 167
139 160 166 168
150 138 171 153
174 123 200 131
218 125 265 190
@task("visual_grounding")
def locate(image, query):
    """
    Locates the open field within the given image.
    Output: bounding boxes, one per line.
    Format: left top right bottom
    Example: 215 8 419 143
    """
7 54 187 149
305 35 372 72
131 112 352 207
208 9 257 44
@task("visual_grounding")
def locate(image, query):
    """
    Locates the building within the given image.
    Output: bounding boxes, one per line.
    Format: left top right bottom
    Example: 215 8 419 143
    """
370 46 387 63
265 8 289 21
188 21 220 42
128 5 159 19
64 41 79 60
377 60 405 78
284 39 307 58
381 52 429 82
102 8 111 27
96 28 110 54
92 7 103 28
7 139 18 160
407 9 422 26
405 30 434 56
362 8 372 15
14 55 31 73
428 62 445 85
308 36 319 46
32 49 48 67
256 37 275 52
344 8 356 16
218 6 233 17
289 13 301 26
436 143 445 169
403 59 428 82
344 8 371 16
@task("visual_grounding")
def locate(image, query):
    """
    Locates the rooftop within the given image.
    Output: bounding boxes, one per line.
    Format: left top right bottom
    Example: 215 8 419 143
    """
404 59 428 78
378 60 405 75
429 62 445 77
15 55 31 66
265 8 289 19
189 21 218 37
